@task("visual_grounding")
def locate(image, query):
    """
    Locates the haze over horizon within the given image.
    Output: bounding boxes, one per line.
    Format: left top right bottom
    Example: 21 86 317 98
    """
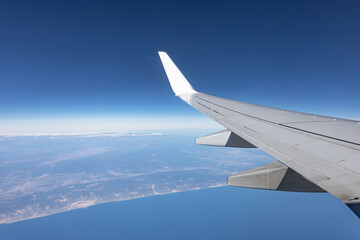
1 0 360 132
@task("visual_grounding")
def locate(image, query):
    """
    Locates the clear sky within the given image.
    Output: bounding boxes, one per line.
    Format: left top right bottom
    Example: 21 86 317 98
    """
1 0 360 132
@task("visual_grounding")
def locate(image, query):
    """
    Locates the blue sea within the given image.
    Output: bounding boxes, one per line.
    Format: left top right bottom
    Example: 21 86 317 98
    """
1 186 359 240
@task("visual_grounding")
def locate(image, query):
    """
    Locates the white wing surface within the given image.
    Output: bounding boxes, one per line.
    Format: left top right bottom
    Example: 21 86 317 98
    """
159 51 360 218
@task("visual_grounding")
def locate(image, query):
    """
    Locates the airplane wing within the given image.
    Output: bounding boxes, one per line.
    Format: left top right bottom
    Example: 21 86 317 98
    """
158 51 360 218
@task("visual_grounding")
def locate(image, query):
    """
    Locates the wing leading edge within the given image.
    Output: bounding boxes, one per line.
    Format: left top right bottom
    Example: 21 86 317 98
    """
158 51 360 218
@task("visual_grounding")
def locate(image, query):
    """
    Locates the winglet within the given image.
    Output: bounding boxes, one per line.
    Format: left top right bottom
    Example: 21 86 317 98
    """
158 51 198 103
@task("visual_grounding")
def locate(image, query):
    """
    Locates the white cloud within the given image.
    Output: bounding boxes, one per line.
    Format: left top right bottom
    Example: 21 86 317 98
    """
0 132 164 137
82 132 163 138
45 147 111 164
0 117 220 136
68 199 97 209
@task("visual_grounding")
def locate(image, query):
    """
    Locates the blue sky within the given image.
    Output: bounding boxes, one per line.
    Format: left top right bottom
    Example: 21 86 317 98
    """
1 0 360 132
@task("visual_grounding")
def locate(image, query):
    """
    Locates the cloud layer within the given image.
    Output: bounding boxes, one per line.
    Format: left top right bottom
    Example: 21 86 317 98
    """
0 117 220 136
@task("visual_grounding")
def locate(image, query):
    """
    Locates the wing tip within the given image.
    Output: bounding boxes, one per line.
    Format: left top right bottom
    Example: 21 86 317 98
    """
158 51 198 103
158 51 166 56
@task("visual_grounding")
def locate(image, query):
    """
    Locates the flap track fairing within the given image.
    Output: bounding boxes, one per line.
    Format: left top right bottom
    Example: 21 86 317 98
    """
196 129 256 148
